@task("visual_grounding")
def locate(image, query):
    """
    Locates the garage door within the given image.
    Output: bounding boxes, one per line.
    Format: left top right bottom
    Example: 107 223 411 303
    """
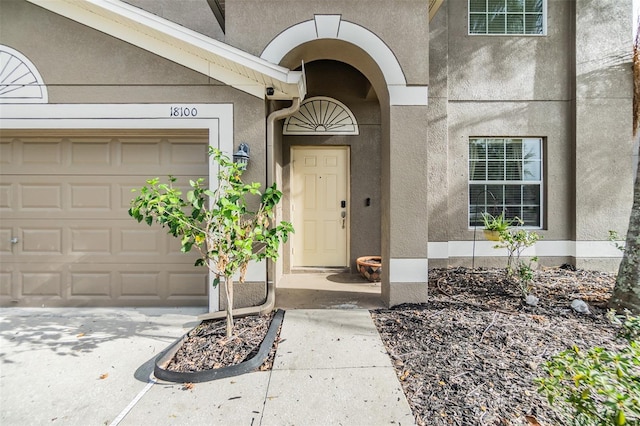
0 130 209 307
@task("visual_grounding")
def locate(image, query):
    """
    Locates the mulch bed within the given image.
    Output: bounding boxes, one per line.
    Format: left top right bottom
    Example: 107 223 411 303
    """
165 311 279 373
371 266 622 426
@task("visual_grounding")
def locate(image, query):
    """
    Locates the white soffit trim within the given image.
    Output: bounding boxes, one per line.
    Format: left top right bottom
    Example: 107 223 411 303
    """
25 0 305 100
261 15 428 106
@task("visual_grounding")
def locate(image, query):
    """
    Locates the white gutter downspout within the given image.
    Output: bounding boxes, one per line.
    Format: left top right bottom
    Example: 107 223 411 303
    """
266 98 301 187
198 98 301 321
263 97 302 311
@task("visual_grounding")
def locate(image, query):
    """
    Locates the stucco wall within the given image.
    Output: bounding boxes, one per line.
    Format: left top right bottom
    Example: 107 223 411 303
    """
122 0 224 41
447 101 573 241
446 0 573 101
426 1 451 246
575 0 634 244
428 0 633 270
431 0 577 245
224 0 429 86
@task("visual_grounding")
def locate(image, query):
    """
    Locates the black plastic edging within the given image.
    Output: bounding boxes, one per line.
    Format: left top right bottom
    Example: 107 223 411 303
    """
154 309 285 383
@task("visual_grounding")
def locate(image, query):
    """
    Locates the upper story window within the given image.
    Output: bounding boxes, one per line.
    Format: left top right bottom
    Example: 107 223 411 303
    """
469 138 543 228
469 0 545 35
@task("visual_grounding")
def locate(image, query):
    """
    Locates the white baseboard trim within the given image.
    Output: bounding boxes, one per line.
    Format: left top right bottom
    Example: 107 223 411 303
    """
389 258 429 282
427 240 624 259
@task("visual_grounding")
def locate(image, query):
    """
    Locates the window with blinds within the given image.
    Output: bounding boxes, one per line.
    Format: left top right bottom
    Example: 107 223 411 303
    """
469 0 545 35
469 138 543 228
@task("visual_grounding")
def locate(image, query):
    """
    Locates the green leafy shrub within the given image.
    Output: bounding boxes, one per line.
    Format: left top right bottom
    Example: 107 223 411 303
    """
536 312 640 425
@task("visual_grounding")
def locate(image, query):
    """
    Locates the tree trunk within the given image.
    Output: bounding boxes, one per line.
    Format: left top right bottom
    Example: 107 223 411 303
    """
610 155 640 314
224 277 234 337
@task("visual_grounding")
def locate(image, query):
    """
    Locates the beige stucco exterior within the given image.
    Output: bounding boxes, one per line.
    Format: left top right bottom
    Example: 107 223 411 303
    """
224 0 430 86
427 0 633 271
0 0 634 309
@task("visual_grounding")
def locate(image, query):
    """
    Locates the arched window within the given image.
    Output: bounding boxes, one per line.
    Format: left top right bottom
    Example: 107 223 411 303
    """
0 45 48 103
283 97 359 135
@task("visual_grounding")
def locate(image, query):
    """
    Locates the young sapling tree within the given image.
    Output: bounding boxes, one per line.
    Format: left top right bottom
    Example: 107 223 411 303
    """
129 147 293 337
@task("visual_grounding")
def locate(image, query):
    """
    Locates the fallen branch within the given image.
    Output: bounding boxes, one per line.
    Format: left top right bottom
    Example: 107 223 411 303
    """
480 312 499 343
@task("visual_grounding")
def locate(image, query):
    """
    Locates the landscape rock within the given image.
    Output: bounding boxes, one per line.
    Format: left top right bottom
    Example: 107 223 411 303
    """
570 299 590 314
525 294 539 306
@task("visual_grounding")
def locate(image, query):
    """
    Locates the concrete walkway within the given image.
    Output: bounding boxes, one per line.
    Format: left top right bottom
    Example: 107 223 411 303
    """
276 272 384 310
0 307 415 426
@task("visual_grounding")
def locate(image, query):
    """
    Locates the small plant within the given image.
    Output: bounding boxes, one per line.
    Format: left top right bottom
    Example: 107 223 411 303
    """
482 211 513 232
609 230 626 252
129 148 293 337
494 217 541 295
536 311 640 426
516 261 535 287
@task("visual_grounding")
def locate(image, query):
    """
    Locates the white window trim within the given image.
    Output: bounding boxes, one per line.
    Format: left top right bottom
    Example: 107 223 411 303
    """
468 137 544 230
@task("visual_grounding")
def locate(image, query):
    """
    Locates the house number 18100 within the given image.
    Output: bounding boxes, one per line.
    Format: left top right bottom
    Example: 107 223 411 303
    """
170 106 198 117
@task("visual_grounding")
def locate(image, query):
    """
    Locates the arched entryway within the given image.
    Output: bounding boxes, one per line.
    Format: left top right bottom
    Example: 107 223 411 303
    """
275 59 384 308
266 15 429 308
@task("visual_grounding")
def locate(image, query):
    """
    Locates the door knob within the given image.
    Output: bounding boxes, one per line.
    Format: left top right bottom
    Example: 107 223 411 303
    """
10 237 18 244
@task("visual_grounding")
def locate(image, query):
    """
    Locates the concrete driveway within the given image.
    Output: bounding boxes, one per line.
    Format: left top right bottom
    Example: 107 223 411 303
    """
0 306 415 426
0 307 204 425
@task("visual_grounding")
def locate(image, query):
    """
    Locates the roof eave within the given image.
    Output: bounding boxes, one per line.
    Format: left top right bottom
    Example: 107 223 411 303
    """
25 0 305 100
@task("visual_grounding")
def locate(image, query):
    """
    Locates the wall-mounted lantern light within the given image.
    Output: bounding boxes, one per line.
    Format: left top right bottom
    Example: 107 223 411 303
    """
233 143 250 169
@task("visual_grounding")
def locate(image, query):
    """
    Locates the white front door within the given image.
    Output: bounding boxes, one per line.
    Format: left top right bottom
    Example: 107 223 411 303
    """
291 146 349 267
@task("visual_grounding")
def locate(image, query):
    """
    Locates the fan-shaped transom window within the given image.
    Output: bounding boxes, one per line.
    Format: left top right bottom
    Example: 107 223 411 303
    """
283 97 359 135
0 45 48 104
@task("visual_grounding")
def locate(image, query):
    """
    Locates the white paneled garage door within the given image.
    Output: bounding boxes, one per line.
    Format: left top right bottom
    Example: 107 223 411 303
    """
0 130 209 307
